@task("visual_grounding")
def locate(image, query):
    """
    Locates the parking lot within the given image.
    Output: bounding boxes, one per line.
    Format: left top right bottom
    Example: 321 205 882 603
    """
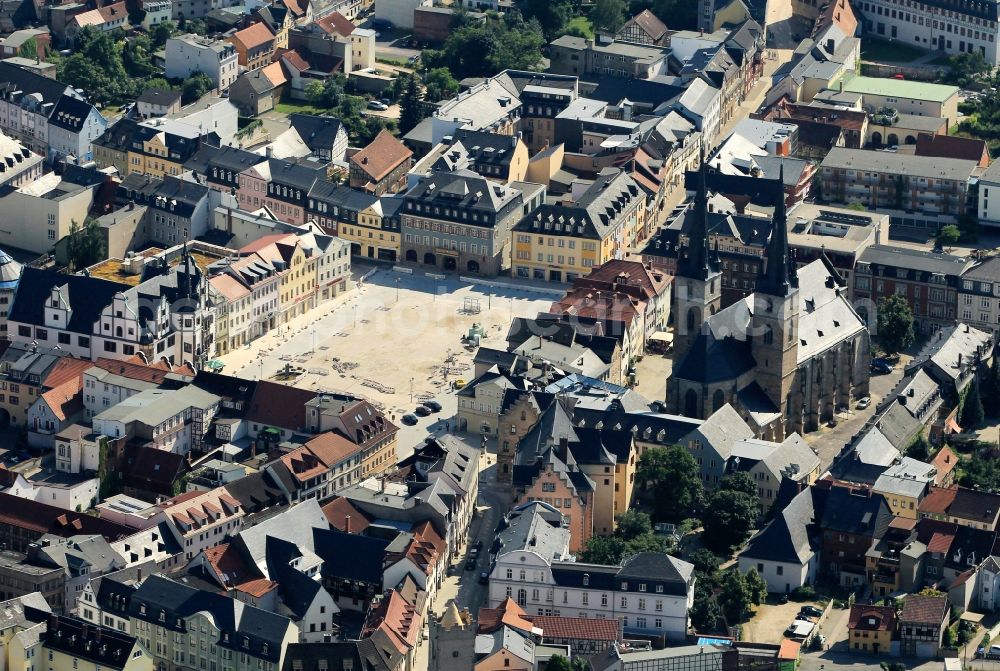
741 600 829 644
218 265 559 457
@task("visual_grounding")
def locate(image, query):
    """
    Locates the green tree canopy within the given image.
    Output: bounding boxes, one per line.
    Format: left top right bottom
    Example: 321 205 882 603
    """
591 0 627 32
423 12 545 79
399 74 425 135
579 511 671 564
123 34 158 79
936 224 961 247
719 472 757 498
66 217 107 271
615 510 653 540
58 27 133 104
691 581 724 632
719 570 754 624
516 0 574 38
702 489 759 552
424 67 459 102
182 72 215 103
876 293 915 354
637 445 703 522
151 21 176 48
961 376 985 428
546 655 573 671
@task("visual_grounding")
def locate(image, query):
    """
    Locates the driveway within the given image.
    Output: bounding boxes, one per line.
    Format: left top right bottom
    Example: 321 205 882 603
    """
742 601 827 644
806 356 909 472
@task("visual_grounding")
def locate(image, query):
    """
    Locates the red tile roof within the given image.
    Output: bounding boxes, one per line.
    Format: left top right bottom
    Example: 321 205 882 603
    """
918 486 957 515
40 378 83 421
321 497 372 534
202 543 277 597
931 446 959 484
900 594 948 625
93 357 184 384
478 598 535 634
848 604 897 632
43 357 97 389
246 380 316 431
532 615 619 642
231 21 275 51
305 431 361 466
350 129 412 183
915 133 989 165
315 11 354 36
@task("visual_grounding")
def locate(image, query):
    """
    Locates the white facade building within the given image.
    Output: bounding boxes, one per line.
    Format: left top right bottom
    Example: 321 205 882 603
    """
165 34 239 90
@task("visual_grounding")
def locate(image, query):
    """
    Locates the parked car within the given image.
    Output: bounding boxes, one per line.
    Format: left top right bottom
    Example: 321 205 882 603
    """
415 405 431 417
856 396 871 410
871 359 892 375
401 414 418 425
453 378 467 389
424 400 442 412
367 100 389 111
799 605 823 618
465 547 479 570
478 571 489 584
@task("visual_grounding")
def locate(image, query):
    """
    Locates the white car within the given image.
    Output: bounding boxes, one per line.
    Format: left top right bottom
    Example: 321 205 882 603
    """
367 100 389 111
857 396 872 410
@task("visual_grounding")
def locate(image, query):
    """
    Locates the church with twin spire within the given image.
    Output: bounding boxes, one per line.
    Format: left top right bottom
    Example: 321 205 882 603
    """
667 162 871 441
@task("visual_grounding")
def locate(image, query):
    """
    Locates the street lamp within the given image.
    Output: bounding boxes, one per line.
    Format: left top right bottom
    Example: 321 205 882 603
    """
410 377 414 403
395 277 400 303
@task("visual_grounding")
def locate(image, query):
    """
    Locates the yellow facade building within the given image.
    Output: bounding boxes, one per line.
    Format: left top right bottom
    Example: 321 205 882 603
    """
512 168 645 283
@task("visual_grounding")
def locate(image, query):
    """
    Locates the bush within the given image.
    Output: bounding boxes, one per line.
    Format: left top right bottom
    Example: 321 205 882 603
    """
790 585 816 601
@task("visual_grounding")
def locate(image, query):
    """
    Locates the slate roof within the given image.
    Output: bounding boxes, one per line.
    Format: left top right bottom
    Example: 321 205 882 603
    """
312 528 389 584
513 169 643 241
130 574 294 662
741 486 820 564
49 95 95 131
288 113 345 153
9 267 130 335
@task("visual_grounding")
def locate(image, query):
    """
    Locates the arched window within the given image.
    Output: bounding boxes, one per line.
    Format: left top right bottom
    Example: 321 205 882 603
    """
684 389 698 418
686 307 700 334
713 389 725 412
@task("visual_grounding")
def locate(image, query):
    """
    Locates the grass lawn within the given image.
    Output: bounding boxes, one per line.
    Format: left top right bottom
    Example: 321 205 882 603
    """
566 15 594 39
861 37 931 63
274 100 331 116
376 56 410 67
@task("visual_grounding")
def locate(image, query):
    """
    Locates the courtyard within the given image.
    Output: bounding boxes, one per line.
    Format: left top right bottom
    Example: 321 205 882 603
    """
217 264 561 457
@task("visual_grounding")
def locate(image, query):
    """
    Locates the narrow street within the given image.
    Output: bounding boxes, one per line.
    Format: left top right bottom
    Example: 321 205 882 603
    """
413 438 510 670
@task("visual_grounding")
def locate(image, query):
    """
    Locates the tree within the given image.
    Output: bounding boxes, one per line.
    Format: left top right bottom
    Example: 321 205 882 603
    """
579 535 629 564
719 570 754 624
687 549 722 580
702 489 759 552
745 567 768 605
961 376 986 428
907 433 930 461
937 223 961 247
422 12 545 79
128 8 146 25
651 0 697 30
142 78 174 93
58 27 133 104
151 21 176 48
691 581 724 632
16 36 38 60
984 354 1000 417
123 35 157 79
187 18 208 35
517 0 573 38
636 445 703 522
615 510 652 540
945 51 989 87
424 67 459 102
398 74 424 134
590 0 627 32
546 655 573 671
719 472 757 498
65 218 106 271
876 293 915 354
182 72 215 103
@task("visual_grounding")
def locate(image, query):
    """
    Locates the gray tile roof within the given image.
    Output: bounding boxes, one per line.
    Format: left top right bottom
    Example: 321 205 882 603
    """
822 147 978 181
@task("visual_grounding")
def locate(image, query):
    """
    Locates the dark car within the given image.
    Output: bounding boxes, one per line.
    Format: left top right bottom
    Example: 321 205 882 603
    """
401 414 418 425
478 571 489 584
424 400 442 413
871 360 892 375
799 606 823 618
414 405 432 417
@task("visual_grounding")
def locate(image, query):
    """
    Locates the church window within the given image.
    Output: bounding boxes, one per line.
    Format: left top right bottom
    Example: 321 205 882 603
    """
763 326 774 345
712 390 725 412
686 307 700 333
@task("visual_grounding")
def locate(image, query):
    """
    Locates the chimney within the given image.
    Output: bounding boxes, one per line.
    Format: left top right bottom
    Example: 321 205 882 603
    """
345 515 351 534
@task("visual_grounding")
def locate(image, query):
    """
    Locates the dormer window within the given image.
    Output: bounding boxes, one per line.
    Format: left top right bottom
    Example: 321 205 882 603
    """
583 574 589 586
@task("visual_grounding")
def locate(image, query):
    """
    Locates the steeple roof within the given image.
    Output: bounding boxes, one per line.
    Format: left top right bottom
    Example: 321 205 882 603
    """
756 170 798 297
676 151 720 281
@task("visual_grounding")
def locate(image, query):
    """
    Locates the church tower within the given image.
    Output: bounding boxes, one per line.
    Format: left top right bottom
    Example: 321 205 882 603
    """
671 154 722 374
750 172 800 440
